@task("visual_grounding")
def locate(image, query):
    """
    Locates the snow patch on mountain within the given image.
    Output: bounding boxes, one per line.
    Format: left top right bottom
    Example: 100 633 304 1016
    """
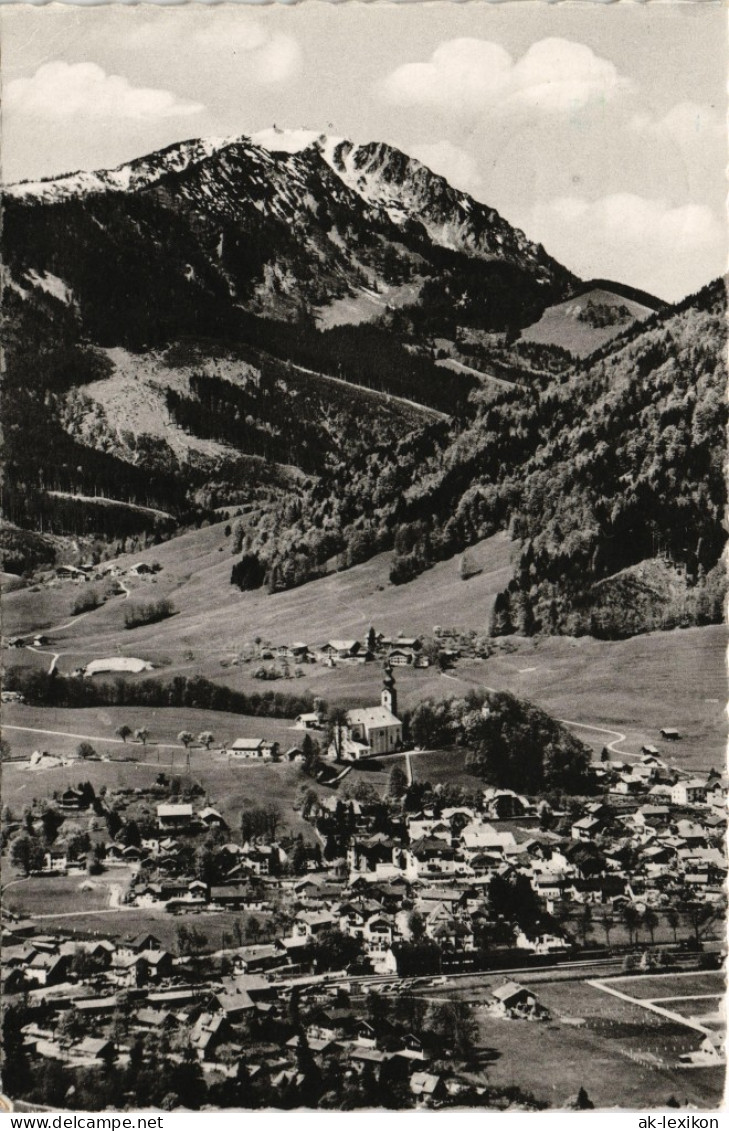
25 269 74 306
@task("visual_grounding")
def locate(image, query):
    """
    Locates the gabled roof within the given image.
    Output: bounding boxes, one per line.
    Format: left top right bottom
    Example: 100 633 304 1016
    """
347 706 401 728
157 803 193 818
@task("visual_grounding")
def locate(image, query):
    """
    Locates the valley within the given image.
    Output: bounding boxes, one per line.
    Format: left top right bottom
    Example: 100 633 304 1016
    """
1 116 726 1117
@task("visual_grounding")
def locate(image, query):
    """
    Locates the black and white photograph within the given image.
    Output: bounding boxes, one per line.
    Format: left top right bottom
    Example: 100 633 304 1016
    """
0 0 726 1115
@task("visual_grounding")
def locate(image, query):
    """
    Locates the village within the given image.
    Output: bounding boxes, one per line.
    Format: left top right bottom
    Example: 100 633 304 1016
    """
1 655 726 1111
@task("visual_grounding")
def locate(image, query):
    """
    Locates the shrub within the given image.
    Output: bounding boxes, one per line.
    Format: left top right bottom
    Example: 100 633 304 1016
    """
124 598 175 630
72 588 102 615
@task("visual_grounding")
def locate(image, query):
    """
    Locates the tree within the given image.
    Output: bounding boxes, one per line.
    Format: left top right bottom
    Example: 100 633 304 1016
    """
408 911 426 943
40 807 63 844
265 802 283 840
77 741 97 760
116 725 132 744
388 764 408 799
622 904 641 947
575 1087 594 1110
666 907 680 945
427 1000 478 1060
578 904 593 947
10 833 43 875
2 1005 31 1096
198 731 214 750
601 910 615 949
178 731 194 749
682 897 716 949
327 707 349 761
134 727 149 746
642 907 659 945
292 838 309 875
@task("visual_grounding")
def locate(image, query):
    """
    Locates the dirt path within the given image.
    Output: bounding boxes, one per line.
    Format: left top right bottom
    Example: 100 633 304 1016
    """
25 646 61 674
3 723 185 753
288 360 448 421
588 978 712 1035
556 718 639 759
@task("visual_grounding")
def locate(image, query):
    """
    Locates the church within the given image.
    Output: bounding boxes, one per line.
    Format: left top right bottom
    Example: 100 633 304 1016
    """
331 665 403 760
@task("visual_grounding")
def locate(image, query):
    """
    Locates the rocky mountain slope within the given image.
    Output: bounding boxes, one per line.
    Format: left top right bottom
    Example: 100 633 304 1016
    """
3 130 725 641
5 130 574 344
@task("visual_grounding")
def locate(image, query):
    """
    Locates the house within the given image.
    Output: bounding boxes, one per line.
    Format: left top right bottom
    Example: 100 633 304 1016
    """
60 787 87 811
571 817 601 842
135 1008 179 1033
660 728 681 741
322 640 362 660
482 788 531 820
225 738 279 761
112 954 150 988
129 562 153 576
680 1032 725 1066
277 642 309 661
157 803 194 831
410 1072 445 1103
210 885 253 909
671 779 707 806
119 932 163 957
388 648 415 667
74 1037 115 1063
363 915 394 959
27 953 69 987
189 1013 231 1061
42 848 68 874
294 713 322 731
489 981 538 1016
199 807 227 829
291 910 337 941
56 565 88 580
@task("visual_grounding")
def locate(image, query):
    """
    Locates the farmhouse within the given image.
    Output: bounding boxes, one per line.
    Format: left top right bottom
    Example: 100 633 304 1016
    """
660 728 681 741
225 738 279 760
322 640 362 660
295 713 322 731
157 803 194 831
489 981 538 1016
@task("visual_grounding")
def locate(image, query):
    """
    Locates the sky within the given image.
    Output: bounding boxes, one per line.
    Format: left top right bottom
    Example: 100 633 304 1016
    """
1 2 726 301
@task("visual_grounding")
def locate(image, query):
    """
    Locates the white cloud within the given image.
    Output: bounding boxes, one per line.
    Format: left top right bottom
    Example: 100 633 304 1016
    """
6 62 203 121
509 38 628 112
409 141 484 196
630 101 725 147
379 37 629 115
525 193 724 300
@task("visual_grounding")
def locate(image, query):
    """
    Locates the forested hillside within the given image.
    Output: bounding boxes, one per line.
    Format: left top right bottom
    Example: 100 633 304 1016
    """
244 278 726 636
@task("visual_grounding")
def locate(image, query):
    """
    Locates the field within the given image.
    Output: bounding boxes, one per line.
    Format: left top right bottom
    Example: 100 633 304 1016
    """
457 625 727 770
3 869 135 917
2 904 272 953
461 973 724 1109
4 520 725 770
1 527 513 669
604 971 726 1003
1 707 323 844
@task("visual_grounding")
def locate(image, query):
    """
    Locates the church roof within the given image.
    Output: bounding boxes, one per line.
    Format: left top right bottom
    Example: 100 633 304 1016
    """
347 707 401 728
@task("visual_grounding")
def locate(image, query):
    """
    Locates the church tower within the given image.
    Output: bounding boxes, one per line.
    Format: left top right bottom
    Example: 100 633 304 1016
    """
381 662 398 718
